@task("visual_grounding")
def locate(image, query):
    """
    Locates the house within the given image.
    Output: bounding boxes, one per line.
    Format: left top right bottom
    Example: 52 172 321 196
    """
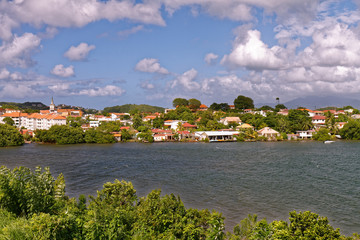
142 115 157 122
194 131 238 142
177 130 191 140
287 133 299 140
220 117 242 126
257 127 280 139
182 122 197 130
151 129 174 141
236 123 254 130
277 109 289 116
296 129 315 139
111 132 122 142
229 105 235 110
312 115 326 125
198 104 208 111
164 120 184 130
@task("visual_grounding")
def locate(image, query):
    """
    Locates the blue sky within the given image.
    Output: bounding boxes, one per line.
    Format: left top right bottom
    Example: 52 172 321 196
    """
0 0 360 109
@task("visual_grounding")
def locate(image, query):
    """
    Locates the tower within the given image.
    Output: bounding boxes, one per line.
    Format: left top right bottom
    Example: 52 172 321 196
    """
50 97 55 113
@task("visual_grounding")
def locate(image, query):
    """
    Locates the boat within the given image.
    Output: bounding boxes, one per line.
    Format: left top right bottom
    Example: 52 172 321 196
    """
324 140 335 144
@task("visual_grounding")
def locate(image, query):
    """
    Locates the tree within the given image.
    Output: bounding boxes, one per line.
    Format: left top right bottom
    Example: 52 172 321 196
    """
3 117 14 126
0 124 24 147
234 95 254 110
275 104 287 112
188 98 201 110
258 105 274 111
340 120 360 139
312 128 332 141
172 98 189 108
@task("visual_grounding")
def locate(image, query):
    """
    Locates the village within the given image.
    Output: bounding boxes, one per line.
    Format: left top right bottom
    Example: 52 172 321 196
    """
0 97 358 143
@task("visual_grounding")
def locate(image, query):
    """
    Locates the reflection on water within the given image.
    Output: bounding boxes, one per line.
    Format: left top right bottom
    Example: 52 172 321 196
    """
0 141 359 235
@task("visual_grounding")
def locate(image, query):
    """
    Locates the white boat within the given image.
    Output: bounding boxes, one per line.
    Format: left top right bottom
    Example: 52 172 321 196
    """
324 140 335 144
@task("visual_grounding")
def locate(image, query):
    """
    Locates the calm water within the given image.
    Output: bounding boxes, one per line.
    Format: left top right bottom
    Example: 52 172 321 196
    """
0 142 359 235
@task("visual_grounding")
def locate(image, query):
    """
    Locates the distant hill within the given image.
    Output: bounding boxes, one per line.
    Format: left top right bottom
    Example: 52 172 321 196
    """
0 101 48 110
103 104 165 113
282 96 360 109
256 96 360 110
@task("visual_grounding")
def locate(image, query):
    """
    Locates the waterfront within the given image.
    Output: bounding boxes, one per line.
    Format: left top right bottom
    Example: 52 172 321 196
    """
0 142 359 235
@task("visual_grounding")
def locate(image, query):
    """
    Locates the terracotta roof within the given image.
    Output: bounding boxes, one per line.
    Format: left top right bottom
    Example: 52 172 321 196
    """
312 115 326 120
199 104 208 109
182 122 197 128
120 126 130 130
2 112 21 117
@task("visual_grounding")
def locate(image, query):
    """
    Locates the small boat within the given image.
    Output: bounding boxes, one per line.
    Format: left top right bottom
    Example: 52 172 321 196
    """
324 140 335 144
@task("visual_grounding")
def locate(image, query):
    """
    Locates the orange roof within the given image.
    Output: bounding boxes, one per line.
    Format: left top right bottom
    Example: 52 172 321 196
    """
199 104 208 108
144 115 157 119
182 122 197 128
2 112 21 117
120 126 130 130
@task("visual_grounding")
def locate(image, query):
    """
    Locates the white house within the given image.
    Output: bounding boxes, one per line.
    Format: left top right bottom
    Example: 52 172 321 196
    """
220 117 242 125
257 127 280 139
312 115 326 125
195 131 238 142
296 129 315 139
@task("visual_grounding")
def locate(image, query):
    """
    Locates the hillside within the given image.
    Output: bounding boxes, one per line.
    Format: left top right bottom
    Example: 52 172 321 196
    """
0 101 48 110
103 104 165 113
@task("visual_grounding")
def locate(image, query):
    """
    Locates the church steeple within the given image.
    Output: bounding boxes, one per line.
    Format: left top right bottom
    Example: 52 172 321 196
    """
50 97 55 113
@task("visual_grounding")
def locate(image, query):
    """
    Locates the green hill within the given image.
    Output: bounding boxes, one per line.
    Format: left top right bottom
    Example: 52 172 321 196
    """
103 104 165 113
0 101 48 110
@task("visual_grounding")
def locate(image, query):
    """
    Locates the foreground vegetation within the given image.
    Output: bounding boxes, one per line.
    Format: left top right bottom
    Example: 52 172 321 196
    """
0 166 358 239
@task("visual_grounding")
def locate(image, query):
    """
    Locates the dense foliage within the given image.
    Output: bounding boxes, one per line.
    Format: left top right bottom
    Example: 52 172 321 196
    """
35 125 115 144
340 120 360 139
234 95 254 109
0 124 24 147
0 166 357 239
103 104 165 113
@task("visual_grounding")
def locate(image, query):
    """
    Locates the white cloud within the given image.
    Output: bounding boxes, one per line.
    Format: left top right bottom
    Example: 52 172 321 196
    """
118 25 144 39
135 58 169 74
78 85 125 97
0 68 10 79
141 81 155 90
221 29 286 70
0 0 165 40
163 0 319 23
0 84 36 98
51 64 75 77
170 68 200 91
64 42 95 61
298 23 360 68
0 32 41 68
204 53 218 65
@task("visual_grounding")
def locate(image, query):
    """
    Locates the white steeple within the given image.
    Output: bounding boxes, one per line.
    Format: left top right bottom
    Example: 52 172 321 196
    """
50 97 55 113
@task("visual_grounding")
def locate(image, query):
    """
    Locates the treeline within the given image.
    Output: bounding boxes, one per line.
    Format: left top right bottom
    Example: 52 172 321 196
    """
103 104 165 113
0 166 358 239
34 123 133 144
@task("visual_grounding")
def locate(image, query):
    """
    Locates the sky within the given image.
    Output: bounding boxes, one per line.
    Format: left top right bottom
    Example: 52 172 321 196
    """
1 0 360 109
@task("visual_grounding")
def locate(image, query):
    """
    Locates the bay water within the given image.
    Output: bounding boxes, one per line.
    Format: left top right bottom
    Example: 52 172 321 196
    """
0 141 359 235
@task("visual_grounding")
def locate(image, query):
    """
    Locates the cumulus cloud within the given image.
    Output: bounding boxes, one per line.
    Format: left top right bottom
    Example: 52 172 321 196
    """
78 85 125 97
170 68 200 91
298 23 360 68
221 29 286 70
51 64 75 77
0 0 165 40
64 42 95 61
0 32 41 68
204 53 218 65
135 58 169 74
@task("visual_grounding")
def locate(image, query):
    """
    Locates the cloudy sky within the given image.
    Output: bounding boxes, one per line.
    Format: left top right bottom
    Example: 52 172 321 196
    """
0 0 360 109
